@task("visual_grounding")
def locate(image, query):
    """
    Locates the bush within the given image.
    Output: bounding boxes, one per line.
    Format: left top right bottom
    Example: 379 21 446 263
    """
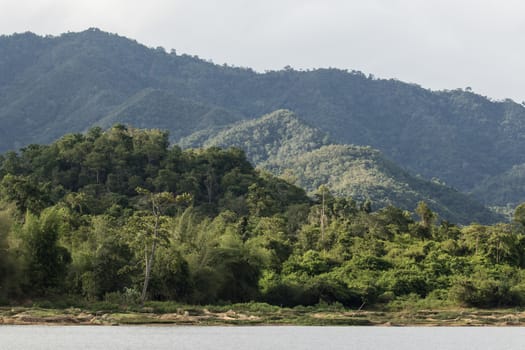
149 249 192 301
104 288 141 306
382 269 429 297
449 277 521 307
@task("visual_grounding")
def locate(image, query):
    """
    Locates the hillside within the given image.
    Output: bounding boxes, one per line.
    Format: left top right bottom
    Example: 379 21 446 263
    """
2 126 524 311
180 109 329 165
471 163 525 207
181 110 502 224
97 88 243 140
1 29 525 206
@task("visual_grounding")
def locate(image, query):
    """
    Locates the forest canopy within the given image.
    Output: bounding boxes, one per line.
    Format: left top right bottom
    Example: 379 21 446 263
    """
1 125 525 309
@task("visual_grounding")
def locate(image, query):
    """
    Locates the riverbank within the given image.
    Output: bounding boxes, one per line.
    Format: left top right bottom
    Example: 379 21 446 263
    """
1 303 524 326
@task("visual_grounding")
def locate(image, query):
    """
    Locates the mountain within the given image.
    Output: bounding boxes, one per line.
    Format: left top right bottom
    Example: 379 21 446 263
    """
180 109 329 166
181 110 503 224
1 29 525 207
471 163 525 207
0 29 245 149
96 88 243 140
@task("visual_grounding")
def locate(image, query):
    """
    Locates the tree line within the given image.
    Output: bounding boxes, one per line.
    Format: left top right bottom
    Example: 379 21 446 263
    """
1 125 525 309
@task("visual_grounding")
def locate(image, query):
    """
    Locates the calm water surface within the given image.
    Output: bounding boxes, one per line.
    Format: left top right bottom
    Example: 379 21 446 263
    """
1 326 524 350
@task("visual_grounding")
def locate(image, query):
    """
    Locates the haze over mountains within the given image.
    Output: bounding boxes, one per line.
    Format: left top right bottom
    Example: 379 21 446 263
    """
1 28 524 221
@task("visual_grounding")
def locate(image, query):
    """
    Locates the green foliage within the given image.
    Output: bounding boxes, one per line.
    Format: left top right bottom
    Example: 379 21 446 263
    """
2 30 525 212
0 174 54 213
18 208 72 295
449 273 523 308
1 28 525 311
514 202 525 227
81 238 135 300
183 110 502 225
149 248 192 301
471 164 525 207
1 125 525 310
415 201 435 229
0 204 16 299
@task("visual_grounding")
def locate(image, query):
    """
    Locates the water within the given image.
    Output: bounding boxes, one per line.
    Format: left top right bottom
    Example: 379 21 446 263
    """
0 326 524 350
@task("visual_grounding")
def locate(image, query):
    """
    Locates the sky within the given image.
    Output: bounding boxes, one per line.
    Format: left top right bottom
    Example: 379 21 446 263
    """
1 0 525 102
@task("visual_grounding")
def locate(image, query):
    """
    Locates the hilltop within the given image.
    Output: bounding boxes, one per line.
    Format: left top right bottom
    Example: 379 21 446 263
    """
181 110 502 224
1 29 524 208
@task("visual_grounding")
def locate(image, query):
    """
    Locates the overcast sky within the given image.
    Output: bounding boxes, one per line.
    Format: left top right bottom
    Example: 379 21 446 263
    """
2 0 524 102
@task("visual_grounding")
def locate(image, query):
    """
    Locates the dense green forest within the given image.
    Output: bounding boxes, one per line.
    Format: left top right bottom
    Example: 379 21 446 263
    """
181 110 502 224
2 29 525 210
1 125 525 310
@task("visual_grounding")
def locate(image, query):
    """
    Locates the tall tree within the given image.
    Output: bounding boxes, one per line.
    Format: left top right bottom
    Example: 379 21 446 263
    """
131 187 191 303
514 202 525 227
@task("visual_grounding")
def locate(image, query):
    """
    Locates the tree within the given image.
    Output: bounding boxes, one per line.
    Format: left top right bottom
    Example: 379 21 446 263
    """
317 185 330 246
416 201 435 228
149 247 192 301
486 224 517 265
19 208 71 294
361 198 372 214
414 201 435 238
0 174 52 213
85 239 135 300
0 205 15 299
131 187 192 303
514 203 525 227
246 183 276 217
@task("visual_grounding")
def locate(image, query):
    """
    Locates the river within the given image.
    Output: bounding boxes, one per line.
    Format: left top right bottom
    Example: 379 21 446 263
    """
1 325 524 349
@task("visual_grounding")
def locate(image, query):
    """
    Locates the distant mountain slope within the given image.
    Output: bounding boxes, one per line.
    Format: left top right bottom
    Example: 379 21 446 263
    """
470 163 525 207
98 88 243 141
180 109 328 165
1 29 525 207
0 29 245 149
181 110 502 224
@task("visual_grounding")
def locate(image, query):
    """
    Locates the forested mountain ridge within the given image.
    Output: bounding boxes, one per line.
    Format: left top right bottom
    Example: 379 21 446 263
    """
1 29 525 207
180 109 329 166
471 164 525 207
96 88 244 140
181 110 503 224
0 29 253 151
